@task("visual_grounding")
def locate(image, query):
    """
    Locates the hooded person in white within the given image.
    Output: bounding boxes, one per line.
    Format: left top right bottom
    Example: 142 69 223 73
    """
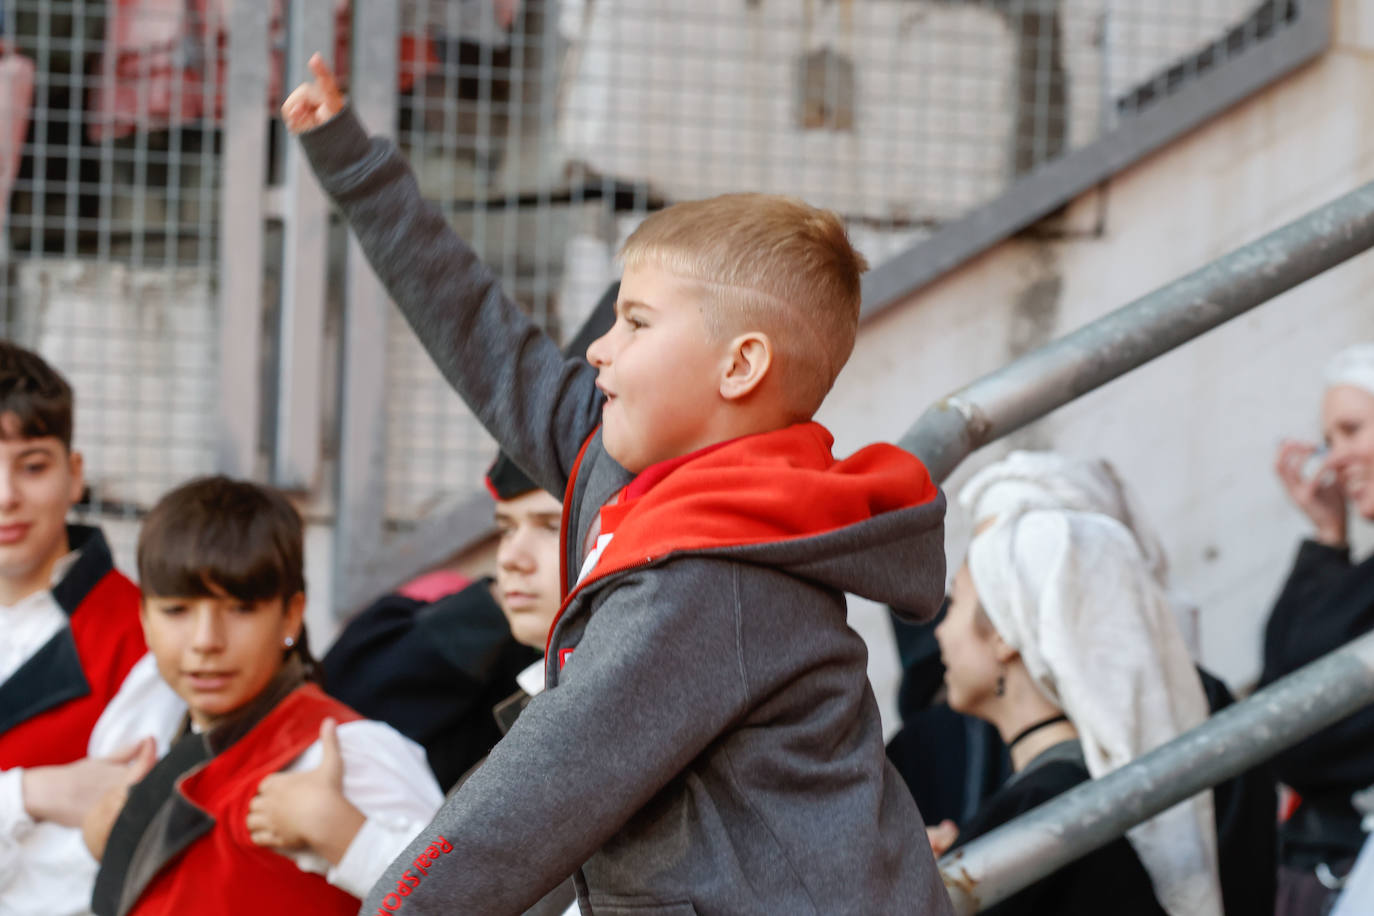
958 450 1200 658
966 507 1223 916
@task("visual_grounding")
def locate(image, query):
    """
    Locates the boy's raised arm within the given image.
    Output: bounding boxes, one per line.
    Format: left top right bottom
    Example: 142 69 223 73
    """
286 57 604 495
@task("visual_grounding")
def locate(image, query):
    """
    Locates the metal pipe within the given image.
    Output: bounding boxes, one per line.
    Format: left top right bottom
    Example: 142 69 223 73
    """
900 179 1374 480
939 629 1374 914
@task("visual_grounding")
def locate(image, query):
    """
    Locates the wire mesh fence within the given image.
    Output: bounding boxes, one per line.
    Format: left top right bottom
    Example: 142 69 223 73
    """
0 0 1312 586
1 0 227 564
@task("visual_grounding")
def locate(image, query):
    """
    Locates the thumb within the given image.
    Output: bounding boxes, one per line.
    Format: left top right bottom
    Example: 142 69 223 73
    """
106 738 149 765
308 52 340 100
315 718 344 787
126 737 158 783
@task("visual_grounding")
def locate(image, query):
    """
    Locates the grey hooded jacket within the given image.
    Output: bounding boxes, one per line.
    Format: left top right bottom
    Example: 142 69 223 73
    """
300 108 953 916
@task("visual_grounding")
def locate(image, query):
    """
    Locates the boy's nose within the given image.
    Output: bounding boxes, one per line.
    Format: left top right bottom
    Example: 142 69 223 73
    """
190 606 226 652
0 471 17 509
585 329 613 367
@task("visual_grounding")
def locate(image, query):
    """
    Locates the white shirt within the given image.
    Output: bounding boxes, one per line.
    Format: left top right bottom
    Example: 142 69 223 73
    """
0 564 185 916
0 652 183 916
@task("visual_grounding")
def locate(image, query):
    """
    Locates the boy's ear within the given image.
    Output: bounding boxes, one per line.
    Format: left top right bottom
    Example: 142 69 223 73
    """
66 450 85 506
719 332 774 402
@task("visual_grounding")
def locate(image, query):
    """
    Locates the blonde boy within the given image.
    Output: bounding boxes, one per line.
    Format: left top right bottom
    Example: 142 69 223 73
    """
286 57 952 916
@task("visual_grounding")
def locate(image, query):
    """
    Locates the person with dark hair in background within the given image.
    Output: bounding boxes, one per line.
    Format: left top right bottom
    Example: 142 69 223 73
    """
0 340 182 916
82 476 442 916
298 452 578 915
1264 343 1374 915
321 282 619 794
320 453 560 792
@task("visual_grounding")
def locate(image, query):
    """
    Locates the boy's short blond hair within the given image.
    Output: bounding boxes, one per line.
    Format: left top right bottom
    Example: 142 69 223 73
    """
620 193 868 419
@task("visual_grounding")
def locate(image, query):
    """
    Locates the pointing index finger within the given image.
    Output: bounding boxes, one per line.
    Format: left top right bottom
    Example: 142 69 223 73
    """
309 53 340 98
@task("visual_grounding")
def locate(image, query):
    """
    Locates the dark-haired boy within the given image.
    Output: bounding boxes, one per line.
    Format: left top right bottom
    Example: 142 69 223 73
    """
0 341 182 916
287 59 952 915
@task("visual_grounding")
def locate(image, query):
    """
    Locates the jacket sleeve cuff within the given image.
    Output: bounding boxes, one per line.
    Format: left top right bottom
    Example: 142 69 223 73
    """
0 769 34 840
1296 538 1351 568
297 105 381 193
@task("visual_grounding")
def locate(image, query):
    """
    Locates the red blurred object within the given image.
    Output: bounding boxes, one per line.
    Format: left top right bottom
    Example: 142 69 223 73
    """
1278 784 1302 823
0 45 34 236
396 569 473 603
87 0 439 141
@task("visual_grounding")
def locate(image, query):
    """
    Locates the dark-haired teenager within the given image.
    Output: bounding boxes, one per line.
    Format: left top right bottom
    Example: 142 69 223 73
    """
83 476 441 916
0 340 182 916
321 283 619 795
321 453 563 791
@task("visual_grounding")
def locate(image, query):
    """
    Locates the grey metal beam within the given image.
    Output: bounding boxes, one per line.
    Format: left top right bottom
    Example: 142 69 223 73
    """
275 0 335 489
902 176 1374 482
332 0 399 618
216 0 270 477
861 0 1332 321
941 628 1374 914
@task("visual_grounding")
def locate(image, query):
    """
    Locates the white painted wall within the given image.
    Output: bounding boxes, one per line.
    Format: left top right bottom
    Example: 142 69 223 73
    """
824 2 1374 709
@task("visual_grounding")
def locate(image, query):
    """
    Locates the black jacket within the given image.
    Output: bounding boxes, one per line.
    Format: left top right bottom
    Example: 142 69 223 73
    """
1261 540 1374 866
951 742 1167 916
322 579 539 791
891 608 1277 915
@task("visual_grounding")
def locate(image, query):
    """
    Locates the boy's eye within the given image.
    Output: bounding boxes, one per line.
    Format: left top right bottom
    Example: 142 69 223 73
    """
157 603 188 616
231 603 257 615
21 461 49 475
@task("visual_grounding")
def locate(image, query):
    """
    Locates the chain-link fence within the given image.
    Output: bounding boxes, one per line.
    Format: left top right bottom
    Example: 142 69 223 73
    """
0 0 1315 598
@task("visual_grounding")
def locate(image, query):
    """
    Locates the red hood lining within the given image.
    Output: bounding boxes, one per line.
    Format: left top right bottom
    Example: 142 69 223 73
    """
586 421 936 583
547 421 938 656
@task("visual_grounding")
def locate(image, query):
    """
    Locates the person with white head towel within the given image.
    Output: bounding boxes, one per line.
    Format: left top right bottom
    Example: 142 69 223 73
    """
958 451 1276 916
933 506 1224 916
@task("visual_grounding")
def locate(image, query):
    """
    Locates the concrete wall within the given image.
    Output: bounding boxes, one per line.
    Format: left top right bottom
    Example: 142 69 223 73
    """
823 1 1374 717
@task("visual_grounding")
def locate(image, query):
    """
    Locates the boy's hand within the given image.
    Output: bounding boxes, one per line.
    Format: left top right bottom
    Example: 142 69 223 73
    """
247 718 365 866
281 53 345 134
23 737 157 827
926 819 959 857
80 738 159 861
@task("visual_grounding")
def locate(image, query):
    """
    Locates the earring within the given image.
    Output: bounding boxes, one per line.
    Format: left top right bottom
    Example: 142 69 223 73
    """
994 666 1006 698
283 636 296 649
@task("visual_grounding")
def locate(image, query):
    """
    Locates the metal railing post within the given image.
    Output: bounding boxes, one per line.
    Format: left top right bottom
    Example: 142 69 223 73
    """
901 179 1374 481
940 630 1374 913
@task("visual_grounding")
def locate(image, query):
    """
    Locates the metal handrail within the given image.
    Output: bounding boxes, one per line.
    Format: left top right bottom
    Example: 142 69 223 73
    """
906 178 1374 913
902 179 1374 482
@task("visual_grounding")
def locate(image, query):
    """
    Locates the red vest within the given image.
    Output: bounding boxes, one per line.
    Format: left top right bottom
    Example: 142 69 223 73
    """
128 685 364 916
0 536 145 767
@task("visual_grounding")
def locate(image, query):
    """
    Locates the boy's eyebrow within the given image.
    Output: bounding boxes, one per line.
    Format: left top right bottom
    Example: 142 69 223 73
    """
617 297 656 316
14 444 58 459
